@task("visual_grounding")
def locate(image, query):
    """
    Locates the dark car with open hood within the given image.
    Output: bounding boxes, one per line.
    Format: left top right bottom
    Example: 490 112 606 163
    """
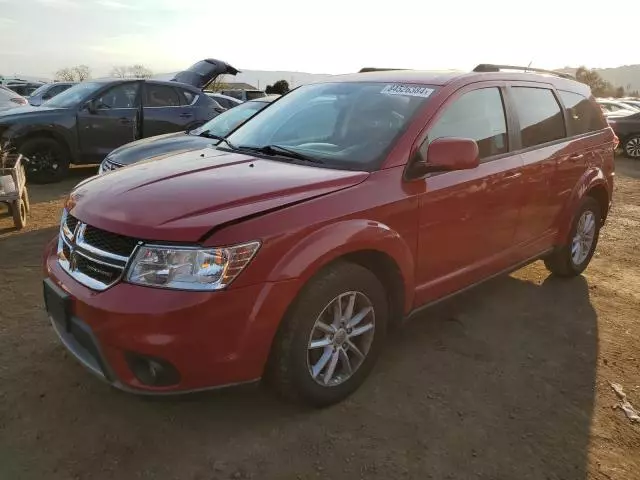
0 59 238 183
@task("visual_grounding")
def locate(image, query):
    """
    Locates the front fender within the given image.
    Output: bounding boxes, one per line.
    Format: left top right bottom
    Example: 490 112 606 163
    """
554 166 609 244
267 219 416 312
1 121 76 160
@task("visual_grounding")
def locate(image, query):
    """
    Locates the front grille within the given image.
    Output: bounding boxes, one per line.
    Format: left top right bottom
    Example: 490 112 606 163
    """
58 212 139 291
99 159 124 174
83 225 138 257
75 255 123 285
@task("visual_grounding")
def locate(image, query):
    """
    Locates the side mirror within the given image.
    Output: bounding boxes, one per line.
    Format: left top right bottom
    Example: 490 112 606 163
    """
86 100 98 114
407 137 479 179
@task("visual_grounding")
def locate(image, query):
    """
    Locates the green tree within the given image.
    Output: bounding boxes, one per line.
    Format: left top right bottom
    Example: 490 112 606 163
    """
266 79 290 95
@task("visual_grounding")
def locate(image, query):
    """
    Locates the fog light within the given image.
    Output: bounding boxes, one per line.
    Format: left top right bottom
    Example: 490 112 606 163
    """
126 353 180 387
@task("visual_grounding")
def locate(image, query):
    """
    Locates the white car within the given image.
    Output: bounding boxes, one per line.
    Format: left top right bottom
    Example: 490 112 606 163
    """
597 99 639 117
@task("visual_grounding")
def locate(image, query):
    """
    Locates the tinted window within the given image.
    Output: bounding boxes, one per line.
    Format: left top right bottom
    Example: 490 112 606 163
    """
180 90 196 105
222 90 244 100
559 90 607 135
95 83 140 109
428 87 508 159
145 85 180 107
512 87 565 148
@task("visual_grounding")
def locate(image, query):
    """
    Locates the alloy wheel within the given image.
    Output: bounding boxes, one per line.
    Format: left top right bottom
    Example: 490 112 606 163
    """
307 291 375 387
625 137 640 158
571 210 596 265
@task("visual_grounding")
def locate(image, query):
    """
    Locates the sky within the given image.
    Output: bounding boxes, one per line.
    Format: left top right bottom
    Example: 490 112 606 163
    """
1 0 638 80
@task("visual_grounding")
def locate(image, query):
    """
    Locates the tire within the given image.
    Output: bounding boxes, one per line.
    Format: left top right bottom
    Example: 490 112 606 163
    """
268 262 388 407
623 134 640 159
12 198 27 229
19 137 70 184
544 196 601 277
22 190 30 213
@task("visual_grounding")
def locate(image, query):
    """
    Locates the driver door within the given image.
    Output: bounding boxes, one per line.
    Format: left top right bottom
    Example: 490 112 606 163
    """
77 82 141 163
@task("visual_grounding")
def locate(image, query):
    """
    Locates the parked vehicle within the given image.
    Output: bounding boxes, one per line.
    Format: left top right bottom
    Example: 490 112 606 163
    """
219 89 266 102
597 99 639 117
0 58 238 183
43 64 615 406
28 82 77 106
619 99 640 111
99 96 278 173
2 79 45 97
607 113 640 158
0 86 27 111
206 92 243 109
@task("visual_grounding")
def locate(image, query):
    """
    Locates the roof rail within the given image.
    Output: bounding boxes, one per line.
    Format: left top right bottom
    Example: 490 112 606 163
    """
358 68 408 73
472 64 574 80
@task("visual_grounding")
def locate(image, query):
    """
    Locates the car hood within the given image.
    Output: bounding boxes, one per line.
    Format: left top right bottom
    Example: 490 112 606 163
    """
107 132 214 166
0 104 65 121
69 148 369 243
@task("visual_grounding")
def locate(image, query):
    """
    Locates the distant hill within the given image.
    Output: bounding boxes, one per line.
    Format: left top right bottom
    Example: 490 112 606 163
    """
558 65 640 93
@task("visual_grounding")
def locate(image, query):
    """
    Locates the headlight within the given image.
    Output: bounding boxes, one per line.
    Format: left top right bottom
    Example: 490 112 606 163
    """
126 242 260 291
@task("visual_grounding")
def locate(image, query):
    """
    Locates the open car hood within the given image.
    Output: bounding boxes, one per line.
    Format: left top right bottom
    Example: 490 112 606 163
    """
171 59 240 90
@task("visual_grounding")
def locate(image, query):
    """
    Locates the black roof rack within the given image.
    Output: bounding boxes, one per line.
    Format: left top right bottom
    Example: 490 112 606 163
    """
358 68 408 73
472 64 574 80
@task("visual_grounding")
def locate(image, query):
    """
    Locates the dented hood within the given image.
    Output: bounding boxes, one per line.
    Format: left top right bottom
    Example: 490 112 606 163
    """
68 148 368 243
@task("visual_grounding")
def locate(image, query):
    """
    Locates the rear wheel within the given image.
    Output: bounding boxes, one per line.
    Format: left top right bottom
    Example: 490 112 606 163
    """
11 198 27 229
623 135 640 159
19 137 70 183
268 262 388 407
544 196 601 277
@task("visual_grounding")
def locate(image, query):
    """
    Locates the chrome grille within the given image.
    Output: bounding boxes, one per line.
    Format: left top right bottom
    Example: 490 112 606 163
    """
58 211 139 291
99 158 124 175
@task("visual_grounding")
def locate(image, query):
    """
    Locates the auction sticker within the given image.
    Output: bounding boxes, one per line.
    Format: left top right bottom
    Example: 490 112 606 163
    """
381 84 434 98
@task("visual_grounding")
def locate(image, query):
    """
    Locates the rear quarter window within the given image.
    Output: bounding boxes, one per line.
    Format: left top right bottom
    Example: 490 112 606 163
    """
511 87 565 148
559 91 607 136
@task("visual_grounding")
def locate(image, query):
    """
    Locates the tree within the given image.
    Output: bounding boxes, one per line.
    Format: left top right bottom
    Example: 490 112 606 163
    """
55 65 92 82
205 75 228 92
265 79 290 95
614 86 625 98
55 67 76 82
129 64 152 79
110 66 129 78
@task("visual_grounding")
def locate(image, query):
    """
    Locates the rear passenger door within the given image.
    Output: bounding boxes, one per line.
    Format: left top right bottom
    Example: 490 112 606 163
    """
414 83 525 305
507 84 573 247
142 83 190 137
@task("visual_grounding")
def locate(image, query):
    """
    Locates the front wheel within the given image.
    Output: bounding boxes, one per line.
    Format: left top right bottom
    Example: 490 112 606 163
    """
623 135 640 159
544 196 601 277
268 262 388 407
19 137 70 184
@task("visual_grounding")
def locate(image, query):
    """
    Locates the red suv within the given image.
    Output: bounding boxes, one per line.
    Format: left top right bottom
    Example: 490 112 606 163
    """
43 65 615 406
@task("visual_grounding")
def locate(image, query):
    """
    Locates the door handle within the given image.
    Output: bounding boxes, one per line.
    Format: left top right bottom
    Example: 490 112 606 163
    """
179 113 193 118
569 154 584 161
119 117 132 125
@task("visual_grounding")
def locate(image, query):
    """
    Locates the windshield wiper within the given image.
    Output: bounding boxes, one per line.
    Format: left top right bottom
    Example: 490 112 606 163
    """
237 144 324 164
199 131 237 150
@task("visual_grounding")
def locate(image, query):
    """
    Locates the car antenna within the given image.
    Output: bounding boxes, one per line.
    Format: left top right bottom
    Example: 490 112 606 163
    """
526 60 533 73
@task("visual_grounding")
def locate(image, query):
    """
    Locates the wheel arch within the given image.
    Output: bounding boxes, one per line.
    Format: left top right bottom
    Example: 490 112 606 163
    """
12 128 74 161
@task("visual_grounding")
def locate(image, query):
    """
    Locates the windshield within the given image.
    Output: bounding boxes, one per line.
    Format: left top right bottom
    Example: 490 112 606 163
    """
44 82 102 108
192 100 269 138
226 82 434 170
29 84 50 97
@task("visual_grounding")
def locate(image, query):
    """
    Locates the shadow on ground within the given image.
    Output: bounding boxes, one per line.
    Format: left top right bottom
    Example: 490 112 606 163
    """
2 261 598 479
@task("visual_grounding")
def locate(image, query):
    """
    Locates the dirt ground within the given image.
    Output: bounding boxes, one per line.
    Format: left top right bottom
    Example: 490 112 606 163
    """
1 159 639 480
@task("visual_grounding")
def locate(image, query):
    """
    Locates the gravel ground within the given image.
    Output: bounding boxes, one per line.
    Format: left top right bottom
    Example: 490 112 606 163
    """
1 159 639 480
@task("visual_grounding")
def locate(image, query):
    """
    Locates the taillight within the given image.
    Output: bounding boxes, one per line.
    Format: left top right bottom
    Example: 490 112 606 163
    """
10 98 27 105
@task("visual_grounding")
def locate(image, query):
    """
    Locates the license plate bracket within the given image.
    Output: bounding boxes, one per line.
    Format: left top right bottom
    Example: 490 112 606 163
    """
43 279 71 331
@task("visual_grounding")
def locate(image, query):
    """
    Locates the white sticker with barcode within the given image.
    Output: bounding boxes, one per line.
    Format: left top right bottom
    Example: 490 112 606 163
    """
381 84 434 98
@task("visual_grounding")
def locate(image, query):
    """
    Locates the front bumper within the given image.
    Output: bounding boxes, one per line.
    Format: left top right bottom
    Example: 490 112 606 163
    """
43 239 299 394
